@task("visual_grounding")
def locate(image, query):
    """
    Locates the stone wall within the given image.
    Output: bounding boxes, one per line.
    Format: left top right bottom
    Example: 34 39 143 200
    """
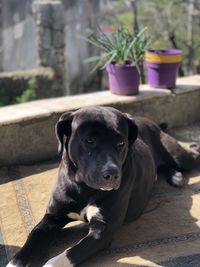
0 0 102 97
0 0 37 71
32 0 66 96
63 0 101 94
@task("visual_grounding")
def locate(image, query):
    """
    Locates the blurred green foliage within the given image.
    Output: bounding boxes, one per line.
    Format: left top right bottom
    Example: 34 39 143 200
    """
0 77 37 107
114 0 200 74
16 78 37 104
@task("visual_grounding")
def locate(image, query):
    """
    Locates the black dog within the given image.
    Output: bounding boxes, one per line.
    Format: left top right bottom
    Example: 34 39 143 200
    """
7 106 199 267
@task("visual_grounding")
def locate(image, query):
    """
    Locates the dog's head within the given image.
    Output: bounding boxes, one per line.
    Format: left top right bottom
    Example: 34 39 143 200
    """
55 107 138 191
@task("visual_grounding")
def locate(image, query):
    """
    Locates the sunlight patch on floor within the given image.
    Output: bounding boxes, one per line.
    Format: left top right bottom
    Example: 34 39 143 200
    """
117 256 161 266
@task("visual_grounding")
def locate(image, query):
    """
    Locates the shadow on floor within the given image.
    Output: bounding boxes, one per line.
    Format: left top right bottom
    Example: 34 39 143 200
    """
0 245 20 267
0 159 59 186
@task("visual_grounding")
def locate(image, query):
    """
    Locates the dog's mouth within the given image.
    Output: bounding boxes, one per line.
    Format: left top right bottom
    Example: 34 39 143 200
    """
100 187 114 191
82 174 121 191
100 183 120 191
85 182 120 191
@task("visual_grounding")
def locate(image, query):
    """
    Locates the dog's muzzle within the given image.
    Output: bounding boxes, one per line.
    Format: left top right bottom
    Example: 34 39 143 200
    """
99 164 121 191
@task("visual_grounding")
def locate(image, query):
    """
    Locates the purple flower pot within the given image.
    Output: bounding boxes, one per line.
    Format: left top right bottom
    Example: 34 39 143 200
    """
145 49 182 89
106 62 139 95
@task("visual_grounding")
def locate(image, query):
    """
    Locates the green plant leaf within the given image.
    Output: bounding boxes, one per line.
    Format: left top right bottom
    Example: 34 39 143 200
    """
83 25 152 69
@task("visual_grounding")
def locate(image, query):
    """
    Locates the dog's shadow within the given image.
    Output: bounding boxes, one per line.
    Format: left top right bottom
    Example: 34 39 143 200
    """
28 170 200 267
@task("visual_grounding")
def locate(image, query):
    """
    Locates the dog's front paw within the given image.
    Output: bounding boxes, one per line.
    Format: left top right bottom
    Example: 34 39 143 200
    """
6 260 23 267
43 251 73 267
6 252 29 267
6 263 17 267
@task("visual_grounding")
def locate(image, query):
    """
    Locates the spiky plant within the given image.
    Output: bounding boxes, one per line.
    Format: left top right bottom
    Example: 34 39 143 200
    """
84 26 152 72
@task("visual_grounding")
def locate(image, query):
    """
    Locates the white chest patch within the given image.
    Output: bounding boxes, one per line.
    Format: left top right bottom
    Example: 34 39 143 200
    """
67 205 103 223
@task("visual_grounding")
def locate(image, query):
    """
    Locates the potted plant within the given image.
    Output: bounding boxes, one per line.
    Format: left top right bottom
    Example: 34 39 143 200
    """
145 49 182 89
84 26 152 95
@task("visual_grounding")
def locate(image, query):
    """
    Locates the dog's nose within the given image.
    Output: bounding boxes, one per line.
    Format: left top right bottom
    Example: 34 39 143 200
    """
103 165 119 181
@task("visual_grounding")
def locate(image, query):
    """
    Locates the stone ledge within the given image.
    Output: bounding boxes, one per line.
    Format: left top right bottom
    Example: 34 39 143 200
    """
0 85 171 125
0 75 200 166
0 67 55 79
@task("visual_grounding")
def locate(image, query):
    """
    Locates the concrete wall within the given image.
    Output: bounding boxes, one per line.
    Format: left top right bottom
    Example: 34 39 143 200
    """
0 0 37 71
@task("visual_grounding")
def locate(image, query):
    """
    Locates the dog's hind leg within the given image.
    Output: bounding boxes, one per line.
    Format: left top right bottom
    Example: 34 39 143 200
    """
158 165 185 187
159 131 199 172
158 132 200 187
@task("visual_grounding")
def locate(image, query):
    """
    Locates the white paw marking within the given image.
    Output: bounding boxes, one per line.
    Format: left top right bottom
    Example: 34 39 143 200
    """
67 205 103 222
6 263 18 267
172 172 184 187
43 251 73 267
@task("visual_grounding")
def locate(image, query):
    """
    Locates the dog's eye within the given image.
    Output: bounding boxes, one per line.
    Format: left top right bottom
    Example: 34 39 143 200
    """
85 138 95 145
117 141 125 149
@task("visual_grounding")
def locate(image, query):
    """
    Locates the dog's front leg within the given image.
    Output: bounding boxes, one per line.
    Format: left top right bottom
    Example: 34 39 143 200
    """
7 214 70 267
43 221 113 267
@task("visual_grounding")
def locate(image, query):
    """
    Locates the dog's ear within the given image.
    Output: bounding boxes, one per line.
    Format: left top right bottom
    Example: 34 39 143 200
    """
124 113 138 144
55 112 73 155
